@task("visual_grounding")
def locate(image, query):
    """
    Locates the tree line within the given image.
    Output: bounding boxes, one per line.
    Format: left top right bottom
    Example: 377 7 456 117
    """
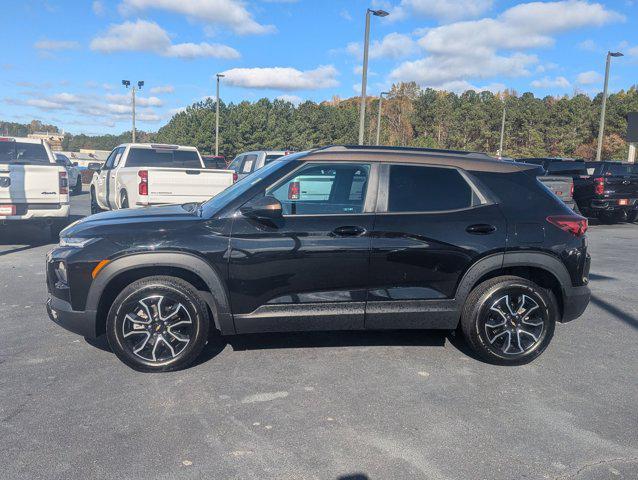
4 82 638 160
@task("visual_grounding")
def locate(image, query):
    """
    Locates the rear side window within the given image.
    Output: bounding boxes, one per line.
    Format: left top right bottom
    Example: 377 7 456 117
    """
126 148 201 168
241 154 258 173
388 165 474 212
546 162 587 176
0 141 50 165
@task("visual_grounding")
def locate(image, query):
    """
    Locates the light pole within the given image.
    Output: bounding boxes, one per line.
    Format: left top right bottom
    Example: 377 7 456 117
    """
122 80 144 143
596 51 623 161
358 8 389 145
497 99 506 158
376 91 389 146
215 73 225 157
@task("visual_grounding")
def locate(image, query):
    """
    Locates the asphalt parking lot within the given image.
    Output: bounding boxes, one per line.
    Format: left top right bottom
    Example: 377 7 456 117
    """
0 190 637 480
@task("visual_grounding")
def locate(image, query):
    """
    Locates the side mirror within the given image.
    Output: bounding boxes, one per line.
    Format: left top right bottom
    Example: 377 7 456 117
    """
72 162 78 167
240 195 283 220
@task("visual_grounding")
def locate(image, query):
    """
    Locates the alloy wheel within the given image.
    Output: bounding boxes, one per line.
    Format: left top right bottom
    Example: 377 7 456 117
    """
120 294 194 363
481 291 547 356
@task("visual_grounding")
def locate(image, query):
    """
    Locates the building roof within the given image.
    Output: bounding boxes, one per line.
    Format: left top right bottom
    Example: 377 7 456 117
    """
304 145 537 173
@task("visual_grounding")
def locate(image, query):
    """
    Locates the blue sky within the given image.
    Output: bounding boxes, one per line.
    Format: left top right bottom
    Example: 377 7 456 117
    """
1 0 637 135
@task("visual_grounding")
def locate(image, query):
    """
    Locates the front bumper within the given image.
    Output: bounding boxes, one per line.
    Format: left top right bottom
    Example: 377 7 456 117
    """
46 295 98 338
561 285 591 323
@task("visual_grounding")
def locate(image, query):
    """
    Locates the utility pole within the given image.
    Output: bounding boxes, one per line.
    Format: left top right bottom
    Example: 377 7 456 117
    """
122 80 144 143
498 100 506 158
596 51 623 161
215 73 224 157
376 91 389 146
358 8 389 145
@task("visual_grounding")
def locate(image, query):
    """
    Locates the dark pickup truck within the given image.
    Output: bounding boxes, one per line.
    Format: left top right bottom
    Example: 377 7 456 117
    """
574 161 638 223
518 158 581 212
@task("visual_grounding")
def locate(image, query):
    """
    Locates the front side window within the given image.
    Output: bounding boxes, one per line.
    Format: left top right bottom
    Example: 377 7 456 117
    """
388 165 474 212
268 163 370 215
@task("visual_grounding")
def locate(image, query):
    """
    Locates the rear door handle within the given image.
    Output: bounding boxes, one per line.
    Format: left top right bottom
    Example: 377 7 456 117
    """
466 224 496 235
331 225 366 237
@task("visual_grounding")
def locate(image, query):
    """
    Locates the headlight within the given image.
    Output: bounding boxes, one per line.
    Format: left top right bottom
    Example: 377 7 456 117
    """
59 237 100 248
54 261 68 284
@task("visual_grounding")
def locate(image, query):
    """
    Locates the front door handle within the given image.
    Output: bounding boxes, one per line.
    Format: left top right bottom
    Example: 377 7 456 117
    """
331 225 366 237
466 224 496 235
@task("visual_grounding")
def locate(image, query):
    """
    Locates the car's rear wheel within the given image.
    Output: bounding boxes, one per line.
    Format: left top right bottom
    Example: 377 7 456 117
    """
106 276 210 372
460 275 556 365
90 189 103 214
72 176 82 195
120 191 129 209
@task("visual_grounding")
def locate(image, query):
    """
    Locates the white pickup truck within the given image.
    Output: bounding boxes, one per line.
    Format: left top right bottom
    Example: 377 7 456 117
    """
90 143 235 213
0 136 70 238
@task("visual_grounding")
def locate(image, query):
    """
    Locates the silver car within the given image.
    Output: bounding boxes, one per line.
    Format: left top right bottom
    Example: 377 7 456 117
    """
228 150 292 180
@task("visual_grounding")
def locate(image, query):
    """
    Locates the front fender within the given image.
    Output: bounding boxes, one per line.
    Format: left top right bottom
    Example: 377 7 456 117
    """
86 251 234 335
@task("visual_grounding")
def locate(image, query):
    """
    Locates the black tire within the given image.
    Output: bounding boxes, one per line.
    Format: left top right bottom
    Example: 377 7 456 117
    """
626 210 638 223
120 191 129 209
460 275 557 366
600 211 626 224
72 177 82 195
90 189 103 215
106 276 210 372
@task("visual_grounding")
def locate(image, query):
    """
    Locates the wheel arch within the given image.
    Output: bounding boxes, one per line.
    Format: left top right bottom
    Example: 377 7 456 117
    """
455 252 571 321
86 252 234 337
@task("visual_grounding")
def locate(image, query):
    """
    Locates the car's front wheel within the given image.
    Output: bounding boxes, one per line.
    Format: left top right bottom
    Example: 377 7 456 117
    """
90 189 103 214
72 176 82 195
460 276 556 366
106 276 210 372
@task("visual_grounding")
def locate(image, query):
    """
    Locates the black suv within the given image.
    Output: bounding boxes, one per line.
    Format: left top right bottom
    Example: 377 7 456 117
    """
46 146 591 372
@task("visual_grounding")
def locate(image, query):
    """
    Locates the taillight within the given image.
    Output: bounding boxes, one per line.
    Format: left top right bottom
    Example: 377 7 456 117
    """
547 215 588 236
570 182 574 197
232 171 238 183
59 171 68 195
288 181 300 200
594 177 604 195
138 170 148 196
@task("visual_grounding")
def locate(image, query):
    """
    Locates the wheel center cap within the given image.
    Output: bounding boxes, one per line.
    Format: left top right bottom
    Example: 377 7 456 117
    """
154 323 163 332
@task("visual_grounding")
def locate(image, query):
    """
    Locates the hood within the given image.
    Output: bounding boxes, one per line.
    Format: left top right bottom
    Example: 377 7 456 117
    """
62 204 201 238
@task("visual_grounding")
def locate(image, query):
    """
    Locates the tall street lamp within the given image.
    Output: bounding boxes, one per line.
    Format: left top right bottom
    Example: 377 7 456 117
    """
376 91 389 146
122 80 144 143
596 51 623 161
358 8 389 145
215 73 225 157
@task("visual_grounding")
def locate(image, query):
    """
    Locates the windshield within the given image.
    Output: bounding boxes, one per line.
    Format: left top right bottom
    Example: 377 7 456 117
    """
200 153 301 217
0 141 51 165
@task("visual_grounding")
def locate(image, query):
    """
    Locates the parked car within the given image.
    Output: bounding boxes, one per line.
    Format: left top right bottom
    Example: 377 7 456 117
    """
54 152 83 195
573 161 638 223
47 145 590 372
0 136 70 238
228 150 292 180
89 143 235 213
201 155 228 170
518 158 584 211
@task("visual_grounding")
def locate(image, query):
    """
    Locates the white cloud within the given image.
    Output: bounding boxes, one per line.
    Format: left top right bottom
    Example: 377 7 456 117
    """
627 45 638 57
92 0 105 15
165 42 239 59
391 0 494 21
347 33 417 60
276 94 303 105
150 85 175 94
340 9 352 21
90 20 239 59
221 65 339 91
34 39 80 51
390 1 622 90
578 39 597 51
119 0 276 35
434 80 506 93
576 70 603 85
530 76 571 89
106 93 163 107
26 99 66 110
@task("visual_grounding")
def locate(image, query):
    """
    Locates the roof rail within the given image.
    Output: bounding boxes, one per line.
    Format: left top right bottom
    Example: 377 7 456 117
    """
315 144 494 158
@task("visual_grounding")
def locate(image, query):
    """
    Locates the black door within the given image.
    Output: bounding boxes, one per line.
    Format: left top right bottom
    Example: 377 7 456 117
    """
228 162 377 334
366 163 506 329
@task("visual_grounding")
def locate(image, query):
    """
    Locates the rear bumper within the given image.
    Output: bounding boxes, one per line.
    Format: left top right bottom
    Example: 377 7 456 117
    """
590 198 638 211
0 203 69 221
46 295 98 338
561 285 591 323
